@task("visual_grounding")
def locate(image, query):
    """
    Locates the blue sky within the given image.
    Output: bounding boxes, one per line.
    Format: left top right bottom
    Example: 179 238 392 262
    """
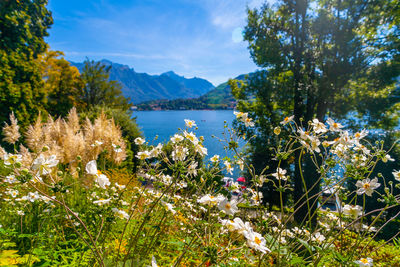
46 0 268 85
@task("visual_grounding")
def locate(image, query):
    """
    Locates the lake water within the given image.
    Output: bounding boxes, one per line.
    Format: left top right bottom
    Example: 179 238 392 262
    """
133 110 243 176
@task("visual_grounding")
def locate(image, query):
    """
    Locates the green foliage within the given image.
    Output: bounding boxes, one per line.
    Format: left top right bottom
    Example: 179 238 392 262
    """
80 59 131 111
38 50 85 118
231 0 400 222
0 51 48 130
0 0 53 131
0 0 53 57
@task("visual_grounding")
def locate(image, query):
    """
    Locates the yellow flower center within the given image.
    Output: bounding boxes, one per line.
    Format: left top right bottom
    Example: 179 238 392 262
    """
284 117 289 122
363 183 370 189
360 258 368 263
333 122 338 128
355 132 361 138
225 203 231 210
254 236 262 245
97 170 102 175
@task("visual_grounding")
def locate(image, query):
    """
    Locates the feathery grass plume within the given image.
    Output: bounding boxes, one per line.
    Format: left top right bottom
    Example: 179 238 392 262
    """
0 146 5 159
25 113 45 152
46 116 63 144
2 112 21 144
61 126 85 165
66 107 80 134
18 144 33 168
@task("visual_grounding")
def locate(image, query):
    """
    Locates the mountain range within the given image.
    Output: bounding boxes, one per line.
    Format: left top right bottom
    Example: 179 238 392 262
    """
136 74 248 110
71 60 215 104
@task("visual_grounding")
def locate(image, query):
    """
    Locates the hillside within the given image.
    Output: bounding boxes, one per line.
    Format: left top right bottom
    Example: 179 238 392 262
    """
137 74 248 110
71 60 215 104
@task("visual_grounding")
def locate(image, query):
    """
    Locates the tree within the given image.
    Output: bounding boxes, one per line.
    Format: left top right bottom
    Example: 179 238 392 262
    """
231 0 399 223
80 59 131 110
37 50 84 117
0 0 53 128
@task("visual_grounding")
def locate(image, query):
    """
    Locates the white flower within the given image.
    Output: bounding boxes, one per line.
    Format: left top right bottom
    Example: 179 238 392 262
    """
251 191 263 205
95 174 111 189
224 161 234 175
356 178 380 196
326 212 338 221
311 232 326 243
354 130 368 140
172 146 189 161
244 116 255 127
85 160 110 189
393 170 400 182
292 227 303 235
326 118 344 132
22 191 40 202
134 137 145 145
85 160 98 175
184 119 196 128
343 204 363 218
297 128 310 140
382 154 394 163
234 111 254 127
233 111 246 119
151 255 158 267
244 230 270 254
136 150 151 160
112 208 130 220
187 161 198 176
311 136 321 152
112 144 123 153
170 134 184 144
210 155 220 163
183 131 199 144
150 143 163 157
231 217 253 235
311 119 327 134
32 154 59 175
218 198 239 215
3 153 22 166
271 168 288 181
6 189 18 198
4 175 17 184
355 257 373 267
280 115 294 125
115 183 126 190
17 210 25 216
237 160 244 171
163 202 176 214
91 140 103 147
194 144 208 156
161 174 172 184
197 194 224 206
93 198 111 206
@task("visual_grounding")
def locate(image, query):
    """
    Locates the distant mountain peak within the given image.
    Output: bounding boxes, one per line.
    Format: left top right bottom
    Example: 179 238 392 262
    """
162 70 177 75
70 59 214 104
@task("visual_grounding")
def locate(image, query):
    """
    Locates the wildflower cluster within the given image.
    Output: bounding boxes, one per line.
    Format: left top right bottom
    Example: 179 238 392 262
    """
0 111 399 266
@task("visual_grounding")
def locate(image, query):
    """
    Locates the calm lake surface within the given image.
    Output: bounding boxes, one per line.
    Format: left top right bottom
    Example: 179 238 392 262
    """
133 110 243 176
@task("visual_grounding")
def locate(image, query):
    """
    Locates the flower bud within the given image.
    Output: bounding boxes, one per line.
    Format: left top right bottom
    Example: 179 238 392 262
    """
14 162 22 168
384 187 390 194
42 146 49 152
57 171 63 177
76 155 82 161
21 168 29 175
274 126 281 135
